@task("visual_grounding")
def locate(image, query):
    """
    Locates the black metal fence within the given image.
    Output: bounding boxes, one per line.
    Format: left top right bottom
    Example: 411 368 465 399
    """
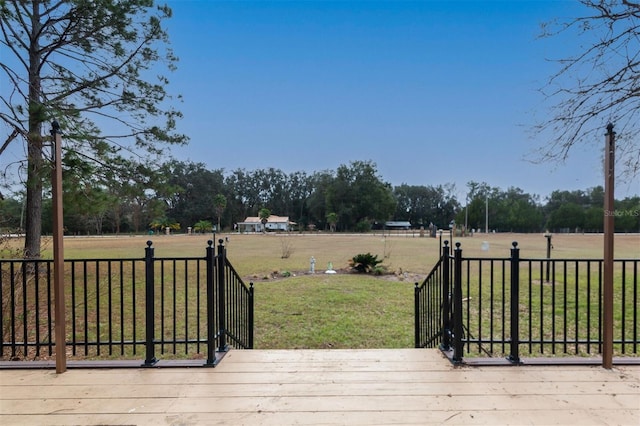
415 241 639 363
414 242 449 349
1 239 253 366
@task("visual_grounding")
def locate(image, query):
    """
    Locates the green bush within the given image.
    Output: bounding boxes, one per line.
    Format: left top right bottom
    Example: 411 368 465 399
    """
354 220 371 233
373 265 386 276
349 252 383 273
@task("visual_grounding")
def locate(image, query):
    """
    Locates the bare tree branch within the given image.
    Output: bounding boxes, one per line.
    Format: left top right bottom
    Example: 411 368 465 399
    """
534 0 640 178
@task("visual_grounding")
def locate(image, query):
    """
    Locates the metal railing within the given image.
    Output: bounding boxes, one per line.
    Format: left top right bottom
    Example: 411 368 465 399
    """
416 241 639 364
415 242 450 349
1 239 253 367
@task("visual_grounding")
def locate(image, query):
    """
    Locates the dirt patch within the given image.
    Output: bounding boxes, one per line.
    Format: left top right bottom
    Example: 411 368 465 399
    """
247 268 424 283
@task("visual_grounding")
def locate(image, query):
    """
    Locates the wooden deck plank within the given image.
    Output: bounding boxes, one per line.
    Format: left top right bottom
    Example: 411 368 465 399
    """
3 393 638 414
0 349 638 425
3 380 637 399
2 366 631 385
3 394 638 414
1 409 636 426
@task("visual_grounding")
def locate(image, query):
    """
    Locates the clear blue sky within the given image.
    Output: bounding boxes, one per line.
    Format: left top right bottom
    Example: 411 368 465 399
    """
165 0 638 200
2 1 636 200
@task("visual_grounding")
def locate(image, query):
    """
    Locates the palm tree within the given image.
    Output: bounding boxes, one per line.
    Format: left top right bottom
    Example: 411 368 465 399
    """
258 208 271 233
213 194 227 232
149 217 180 234
193 220 213 234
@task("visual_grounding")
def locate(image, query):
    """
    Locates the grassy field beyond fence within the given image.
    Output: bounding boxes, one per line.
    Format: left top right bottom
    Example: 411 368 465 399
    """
6 232 640 351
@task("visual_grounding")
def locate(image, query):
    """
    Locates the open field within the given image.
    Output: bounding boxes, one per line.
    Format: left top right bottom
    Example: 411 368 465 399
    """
49 232 640 352
3 232 639 352
31 231 640 278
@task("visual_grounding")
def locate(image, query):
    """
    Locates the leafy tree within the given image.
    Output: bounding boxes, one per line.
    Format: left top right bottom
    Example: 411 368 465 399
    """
307 170 335 229
0 1 185 257
584 206 604 232
286 171 313 226
260 168 288 215
535 0 640 178
548 203 585 231
393 184 430 225
0 195 22 231
157 161 225 232
395 183 460 229
58 149 117 234
225 169 260 222
326 212 338 232
545 189 589 213
64 185 114 235
491 187 543 233
136 197 166 234
224 167 307 226
463 181 492 232
543 187 612 232
102 163 160 234
587 186 605 207
615 196 640 232
325 161 396 231
354 219 372 233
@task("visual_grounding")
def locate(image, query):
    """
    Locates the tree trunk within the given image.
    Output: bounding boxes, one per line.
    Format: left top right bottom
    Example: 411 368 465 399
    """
24 2 44 259
24 143 43 258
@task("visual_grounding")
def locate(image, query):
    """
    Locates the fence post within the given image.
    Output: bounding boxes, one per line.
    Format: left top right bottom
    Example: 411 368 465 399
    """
143 241 157 366
602 123 615 369
248 282 255 349
508 241 521 364
414 283 420 348
205 240 216 366
440 241 451 351
452 242 464 364
217 239 228 352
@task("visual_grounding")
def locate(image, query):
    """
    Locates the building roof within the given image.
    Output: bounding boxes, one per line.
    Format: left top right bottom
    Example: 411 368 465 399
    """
238 215 290 224
385 221 411 227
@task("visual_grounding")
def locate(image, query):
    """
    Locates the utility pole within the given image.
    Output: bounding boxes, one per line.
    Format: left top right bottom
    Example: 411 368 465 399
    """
485 195 488 234
464 195 468 236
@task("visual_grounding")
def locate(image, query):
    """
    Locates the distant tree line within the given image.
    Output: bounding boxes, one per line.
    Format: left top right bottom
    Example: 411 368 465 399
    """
0 160 638 235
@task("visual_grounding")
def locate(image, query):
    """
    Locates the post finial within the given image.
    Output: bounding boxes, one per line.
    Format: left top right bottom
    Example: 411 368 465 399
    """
606 123 614 134
51 120 60 135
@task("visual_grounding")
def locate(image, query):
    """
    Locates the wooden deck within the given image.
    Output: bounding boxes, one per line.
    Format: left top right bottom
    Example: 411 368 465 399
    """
1 349 639 425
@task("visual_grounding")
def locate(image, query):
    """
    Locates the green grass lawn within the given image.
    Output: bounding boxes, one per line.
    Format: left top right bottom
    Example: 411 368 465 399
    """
253 274 415 349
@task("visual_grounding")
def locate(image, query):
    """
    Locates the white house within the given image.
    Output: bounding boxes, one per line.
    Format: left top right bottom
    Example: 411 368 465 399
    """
237 215 295 233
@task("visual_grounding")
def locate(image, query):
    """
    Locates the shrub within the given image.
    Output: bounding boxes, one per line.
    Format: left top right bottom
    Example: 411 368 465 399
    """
280 236 294 258
373 265 386 276
354 220 371 233
349 252 383 273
